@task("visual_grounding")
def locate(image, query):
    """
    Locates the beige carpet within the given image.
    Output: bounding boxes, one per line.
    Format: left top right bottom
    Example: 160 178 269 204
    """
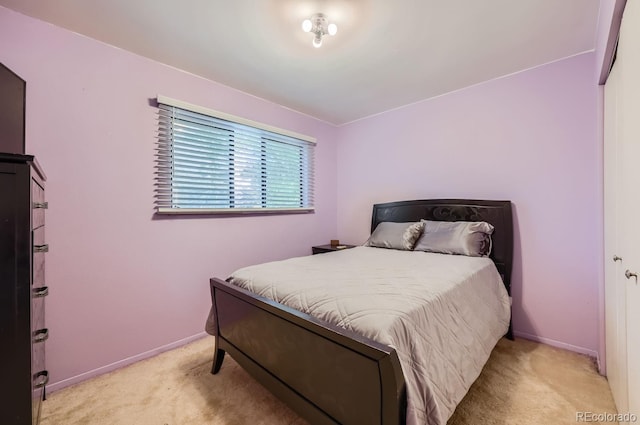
41 337 617 425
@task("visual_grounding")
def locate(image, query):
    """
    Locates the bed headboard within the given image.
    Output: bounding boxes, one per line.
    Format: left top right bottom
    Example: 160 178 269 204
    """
371 199 513 295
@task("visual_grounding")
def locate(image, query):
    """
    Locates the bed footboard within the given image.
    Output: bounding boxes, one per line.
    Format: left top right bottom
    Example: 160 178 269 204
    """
210 277 406 425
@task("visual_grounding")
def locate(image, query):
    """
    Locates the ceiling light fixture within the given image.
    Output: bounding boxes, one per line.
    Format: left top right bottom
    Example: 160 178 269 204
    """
301 13 337 48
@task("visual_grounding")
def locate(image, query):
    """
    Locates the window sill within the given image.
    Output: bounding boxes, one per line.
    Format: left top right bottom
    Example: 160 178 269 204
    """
155 207 315 215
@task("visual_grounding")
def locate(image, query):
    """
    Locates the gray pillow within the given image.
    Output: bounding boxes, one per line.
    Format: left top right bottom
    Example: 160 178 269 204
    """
413 220 494 257
365 221 425 250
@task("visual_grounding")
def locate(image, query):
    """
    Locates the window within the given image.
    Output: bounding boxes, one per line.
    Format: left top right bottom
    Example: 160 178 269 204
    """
155 96 315 214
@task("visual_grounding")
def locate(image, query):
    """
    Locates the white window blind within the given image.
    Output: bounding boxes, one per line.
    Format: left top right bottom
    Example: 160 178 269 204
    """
156 96 315 214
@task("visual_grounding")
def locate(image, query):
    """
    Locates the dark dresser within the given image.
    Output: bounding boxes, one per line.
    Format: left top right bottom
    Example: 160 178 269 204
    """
0 153 49 424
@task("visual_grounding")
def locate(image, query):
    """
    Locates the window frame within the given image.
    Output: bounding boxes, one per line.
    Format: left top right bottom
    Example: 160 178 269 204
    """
155 95 316 215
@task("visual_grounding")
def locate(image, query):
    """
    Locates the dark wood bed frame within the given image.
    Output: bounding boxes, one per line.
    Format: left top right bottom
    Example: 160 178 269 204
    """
209 199 513 425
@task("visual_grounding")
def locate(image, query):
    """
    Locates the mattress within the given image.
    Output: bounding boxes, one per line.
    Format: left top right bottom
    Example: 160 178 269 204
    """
211 246 510 425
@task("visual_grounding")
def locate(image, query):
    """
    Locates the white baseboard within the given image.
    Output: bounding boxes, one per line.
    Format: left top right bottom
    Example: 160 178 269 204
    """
47 331 209 393
597 355 604 375
513 331 600 364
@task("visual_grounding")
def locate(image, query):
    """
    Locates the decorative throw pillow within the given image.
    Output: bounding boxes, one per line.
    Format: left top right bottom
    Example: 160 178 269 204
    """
365 221 425 250
413 220 494 257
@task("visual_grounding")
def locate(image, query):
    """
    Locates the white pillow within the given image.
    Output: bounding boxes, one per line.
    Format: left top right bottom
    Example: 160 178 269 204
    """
413 220 494 257
365 221 425 250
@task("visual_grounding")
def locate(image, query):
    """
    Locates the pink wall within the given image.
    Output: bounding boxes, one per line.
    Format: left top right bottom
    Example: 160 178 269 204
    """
0 7 338 389
336 53 602 358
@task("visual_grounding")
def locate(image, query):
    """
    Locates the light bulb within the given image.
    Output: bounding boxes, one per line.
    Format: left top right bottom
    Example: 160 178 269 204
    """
302 19 312 33
327 23 337 36
312 35 323 48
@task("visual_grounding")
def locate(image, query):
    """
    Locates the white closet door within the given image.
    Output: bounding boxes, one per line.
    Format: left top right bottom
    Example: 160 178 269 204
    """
618 0 640 415
604 60 628 414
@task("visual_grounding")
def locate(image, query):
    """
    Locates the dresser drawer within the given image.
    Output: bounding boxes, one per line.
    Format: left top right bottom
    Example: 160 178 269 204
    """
32 368 47 425
33 226 46 247
31 293 46 334
32 287 47 425
32 179 46 230
32 333 46 373
33 253 45 287
33 227 47 287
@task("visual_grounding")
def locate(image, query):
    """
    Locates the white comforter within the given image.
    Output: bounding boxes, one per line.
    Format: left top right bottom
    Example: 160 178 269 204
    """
225 246 511 425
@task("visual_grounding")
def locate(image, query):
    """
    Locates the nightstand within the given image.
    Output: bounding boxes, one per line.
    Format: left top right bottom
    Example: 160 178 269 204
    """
312 244 357 255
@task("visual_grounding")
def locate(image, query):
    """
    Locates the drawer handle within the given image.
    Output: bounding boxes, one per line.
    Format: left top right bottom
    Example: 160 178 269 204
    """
33 286 49 298
33 328 49 344
33 370 49 389
34 244 49 253
33 202 48 209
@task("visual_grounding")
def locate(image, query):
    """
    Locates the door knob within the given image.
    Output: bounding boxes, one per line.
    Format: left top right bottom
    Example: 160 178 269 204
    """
613 255 623 262
625 270 638 282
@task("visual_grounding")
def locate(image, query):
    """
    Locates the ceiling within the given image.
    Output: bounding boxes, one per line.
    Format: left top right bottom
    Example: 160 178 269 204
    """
0 0 601 125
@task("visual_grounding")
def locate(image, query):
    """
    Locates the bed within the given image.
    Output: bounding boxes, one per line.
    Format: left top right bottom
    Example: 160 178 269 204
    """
207 199 513 425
